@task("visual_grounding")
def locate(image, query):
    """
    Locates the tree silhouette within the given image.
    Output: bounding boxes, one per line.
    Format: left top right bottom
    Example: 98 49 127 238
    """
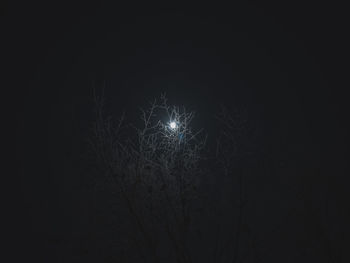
89 92 206 262
88 91 259 262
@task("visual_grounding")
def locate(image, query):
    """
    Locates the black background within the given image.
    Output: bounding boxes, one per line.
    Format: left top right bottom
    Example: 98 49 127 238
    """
11 1 349 262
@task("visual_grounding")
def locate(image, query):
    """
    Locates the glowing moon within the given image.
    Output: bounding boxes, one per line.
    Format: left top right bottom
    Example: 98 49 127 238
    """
169 121 177 130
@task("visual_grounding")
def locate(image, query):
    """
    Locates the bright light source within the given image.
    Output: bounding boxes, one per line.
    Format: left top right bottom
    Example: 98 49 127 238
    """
169 121 177 130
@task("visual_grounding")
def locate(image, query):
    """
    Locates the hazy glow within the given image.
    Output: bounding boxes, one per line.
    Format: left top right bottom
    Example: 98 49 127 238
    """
169 121 177 130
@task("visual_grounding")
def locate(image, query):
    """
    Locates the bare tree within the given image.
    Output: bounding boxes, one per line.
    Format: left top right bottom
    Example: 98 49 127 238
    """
88 91 262 263
89 92 206 263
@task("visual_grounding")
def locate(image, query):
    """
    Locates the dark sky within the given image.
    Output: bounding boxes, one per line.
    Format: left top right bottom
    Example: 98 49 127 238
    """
12 1 348 262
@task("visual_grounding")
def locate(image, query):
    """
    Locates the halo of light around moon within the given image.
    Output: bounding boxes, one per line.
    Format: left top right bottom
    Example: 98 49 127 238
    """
169 121 177 130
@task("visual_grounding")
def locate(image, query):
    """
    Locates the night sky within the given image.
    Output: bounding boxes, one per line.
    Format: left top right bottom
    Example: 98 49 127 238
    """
12 2 349 262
